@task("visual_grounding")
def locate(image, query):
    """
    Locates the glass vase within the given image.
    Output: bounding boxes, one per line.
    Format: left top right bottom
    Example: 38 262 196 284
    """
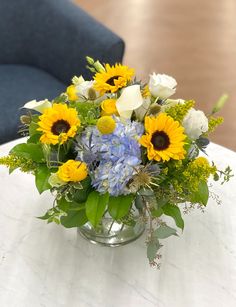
78 207 145 247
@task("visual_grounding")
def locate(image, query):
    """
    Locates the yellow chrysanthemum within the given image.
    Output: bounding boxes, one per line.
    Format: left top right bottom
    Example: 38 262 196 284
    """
57 160 88 182
96 116 116 134
66 85 78 101
93 63 135 94
101 99 119 116
139 113 186 162
37 103 80 145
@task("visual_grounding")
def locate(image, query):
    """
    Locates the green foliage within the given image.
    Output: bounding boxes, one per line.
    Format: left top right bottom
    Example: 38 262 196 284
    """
60 207 87 228
190 180 209 206
85 191 109 227
154 225 178 239
71 177 92 203
75 101 100 125
53 93 68 104
108 194 134 220
162 203 184 230
10 143 45 163
147 238 162 263
29 114 40 136
35 165 52 194
211 94 228 114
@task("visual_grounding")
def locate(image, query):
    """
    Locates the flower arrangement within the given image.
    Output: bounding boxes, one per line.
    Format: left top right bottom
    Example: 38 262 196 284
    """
0 57 233 267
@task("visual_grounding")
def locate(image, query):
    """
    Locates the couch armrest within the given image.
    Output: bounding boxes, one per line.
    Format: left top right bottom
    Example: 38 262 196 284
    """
0 0 125 84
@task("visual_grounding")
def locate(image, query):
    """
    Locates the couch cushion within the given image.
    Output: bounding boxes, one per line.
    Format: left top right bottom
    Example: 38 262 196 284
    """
0 64 66 144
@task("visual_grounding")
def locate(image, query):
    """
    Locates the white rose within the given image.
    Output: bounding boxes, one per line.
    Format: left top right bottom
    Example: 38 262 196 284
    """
23 99 52 113
182 108 208 140
116 85 144 119
76 81 95 98
148 73 177 99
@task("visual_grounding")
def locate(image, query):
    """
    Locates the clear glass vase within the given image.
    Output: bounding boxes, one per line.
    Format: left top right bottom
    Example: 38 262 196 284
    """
78 207 145 247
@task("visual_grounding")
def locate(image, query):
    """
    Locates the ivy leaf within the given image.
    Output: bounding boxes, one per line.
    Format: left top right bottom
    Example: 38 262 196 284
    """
108 194 134 220
154 225 178 239
85 191 109 227
147 238 162 262
162 203 184 230
10 143 45 163
191 181 209 206
35 165 51 194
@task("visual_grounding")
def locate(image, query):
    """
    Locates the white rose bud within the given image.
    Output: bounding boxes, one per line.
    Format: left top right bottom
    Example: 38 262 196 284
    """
148 73 177 99
182 108 209 140
116 85 144 119
23 99 52 113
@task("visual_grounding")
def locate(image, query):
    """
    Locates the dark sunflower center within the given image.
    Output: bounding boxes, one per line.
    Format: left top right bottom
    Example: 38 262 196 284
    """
106 75 121 86
51 120 70 135
151 131 170 150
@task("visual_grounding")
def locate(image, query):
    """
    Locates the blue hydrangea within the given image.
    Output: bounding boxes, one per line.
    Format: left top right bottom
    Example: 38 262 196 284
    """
76 117 144 196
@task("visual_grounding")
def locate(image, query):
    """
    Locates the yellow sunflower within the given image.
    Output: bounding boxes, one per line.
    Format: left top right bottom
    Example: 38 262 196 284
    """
93 63 135 94
57 160 88 182
37 103 80 145
139 113 186 162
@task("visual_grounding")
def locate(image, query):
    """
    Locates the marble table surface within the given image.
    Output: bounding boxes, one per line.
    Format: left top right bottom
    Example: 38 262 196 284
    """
0 138 236 307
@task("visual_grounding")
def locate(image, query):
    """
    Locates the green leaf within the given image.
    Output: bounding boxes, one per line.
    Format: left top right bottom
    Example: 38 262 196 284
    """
72 177 92 203
108 194 134 220
151 208 163 218
10 143 45 163
60 207 87 228
147 238 162 262
154 225 178 239
162 203 184 230
85 191 109 227
191 181 209 206
27 134 41 144
35 165 51 194
29 115 39 136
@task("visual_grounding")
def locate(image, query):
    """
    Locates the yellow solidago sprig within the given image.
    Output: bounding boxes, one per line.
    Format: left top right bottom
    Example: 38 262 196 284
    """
0 154 36 173
93 63 135 95
57 160 88 183
207 116 224 134
139 113 186 162
165 100 195 122
37 103 80 145
182 157 216 192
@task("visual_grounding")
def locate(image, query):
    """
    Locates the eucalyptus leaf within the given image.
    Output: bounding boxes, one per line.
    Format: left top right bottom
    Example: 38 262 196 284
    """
162 203 184 230
154 225 178 239
147 238 162 262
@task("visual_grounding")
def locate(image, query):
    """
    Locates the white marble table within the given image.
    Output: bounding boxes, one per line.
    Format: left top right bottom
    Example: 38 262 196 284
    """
0 138 236 307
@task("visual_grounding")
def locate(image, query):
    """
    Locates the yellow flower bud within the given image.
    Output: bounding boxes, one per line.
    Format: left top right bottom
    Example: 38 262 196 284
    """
96 116 116 134
66 85 78 101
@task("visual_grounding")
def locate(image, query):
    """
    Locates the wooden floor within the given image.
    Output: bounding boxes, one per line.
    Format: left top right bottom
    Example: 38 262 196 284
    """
75 0 236 151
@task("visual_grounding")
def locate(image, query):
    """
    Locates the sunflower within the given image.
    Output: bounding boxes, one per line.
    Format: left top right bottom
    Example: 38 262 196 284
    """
139 113 186 162
37 103 80 145
93 63 135 94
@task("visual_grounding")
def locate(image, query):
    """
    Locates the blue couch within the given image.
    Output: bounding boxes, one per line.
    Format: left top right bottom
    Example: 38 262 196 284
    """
0 0 124 144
